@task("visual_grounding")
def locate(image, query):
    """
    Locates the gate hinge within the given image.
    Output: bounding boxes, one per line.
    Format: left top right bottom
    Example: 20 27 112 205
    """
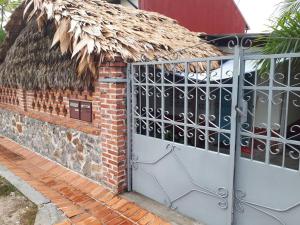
130 155 139 169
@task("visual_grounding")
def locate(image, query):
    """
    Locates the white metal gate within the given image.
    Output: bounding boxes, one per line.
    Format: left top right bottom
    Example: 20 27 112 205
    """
128 48 300 225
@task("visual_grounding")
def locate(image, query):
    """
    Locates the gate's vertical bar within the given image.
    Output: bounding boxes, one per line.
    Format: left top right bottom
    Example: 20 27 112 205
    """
205 60 211 151
161 64 165 140
228 45 241 225
184 62 188 145
127 64 133 191
218 60 223 153
146 65 150 136
266 59 275 164
282 57 291 168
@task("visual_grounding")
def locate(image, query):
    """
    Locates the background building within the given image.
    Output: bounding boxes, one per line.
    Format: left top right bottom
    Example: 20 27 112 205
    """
109 0 248 34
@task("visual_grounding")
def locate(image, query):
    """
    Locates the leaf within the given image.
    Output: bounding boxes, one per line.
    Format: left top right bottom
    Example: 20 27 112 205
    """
77 49 88 75
87 55 96 75
54 14 61 22
23 0 33 17
36 12 45 32
58 19 71 53
72 39 89 58
95 41 101 53
69 20 78 33
60 32 71 54
44 2 54 19
82 25 102 37
26 0 40 20
86 37 95 54
51 26 61 48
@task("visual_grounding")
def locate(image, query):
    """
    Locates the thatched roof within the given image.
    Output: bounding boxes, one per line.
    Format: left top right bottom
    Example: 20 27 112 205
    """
0 18 94 90
0 0 222 90
24 0 222 73
0 2 94 91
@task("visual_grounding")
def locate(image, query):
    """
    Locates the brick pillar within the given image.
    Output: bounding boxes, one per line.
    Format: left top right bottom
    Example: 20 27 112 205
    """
16 89 27 111
98 60 127 193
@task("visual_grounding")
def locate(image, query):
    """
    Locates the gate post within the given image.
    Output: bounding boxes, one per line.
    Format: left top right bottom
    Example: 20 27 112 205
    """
228 45 241 225
98 59 128 193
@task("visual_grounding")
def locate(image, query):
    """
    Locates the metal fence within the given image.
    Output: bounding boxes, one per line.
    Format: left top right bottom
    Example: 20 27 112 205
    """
128 47 300 225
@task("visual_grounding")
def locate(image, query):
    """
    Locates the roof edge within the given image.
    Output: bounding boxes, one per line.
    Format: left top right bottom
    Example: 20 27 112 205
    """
232 0 250 30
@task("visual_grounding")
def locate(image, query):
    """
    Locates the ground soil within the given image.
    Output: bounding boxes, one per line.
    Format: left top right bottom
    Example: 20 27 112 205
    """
0 176 38 225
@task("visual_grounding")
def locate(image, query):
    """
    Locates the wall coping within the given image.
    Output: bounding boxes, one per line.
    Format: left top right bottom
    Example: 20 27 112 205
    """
0 104 101 136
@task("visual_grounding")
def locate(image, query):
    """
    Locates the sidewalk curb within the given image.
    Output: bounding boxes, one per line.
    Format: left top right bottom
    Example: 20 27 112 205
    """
0 164 66 225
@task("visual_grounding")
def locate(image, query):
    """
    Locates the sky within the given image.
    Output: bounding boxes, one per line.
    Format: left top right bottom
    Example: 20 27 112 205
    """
234 0 282 33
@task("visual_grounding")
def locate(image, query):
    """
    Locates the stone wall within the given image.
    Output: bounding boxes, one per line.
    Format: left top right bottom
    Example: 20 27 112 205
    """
0 108 102 182
0 60 128 193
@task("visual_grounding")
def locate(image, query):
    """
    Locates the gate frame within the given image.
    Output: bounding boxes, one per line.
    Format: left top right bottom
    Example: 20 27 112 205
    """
126 44 300 225
126 45 242 225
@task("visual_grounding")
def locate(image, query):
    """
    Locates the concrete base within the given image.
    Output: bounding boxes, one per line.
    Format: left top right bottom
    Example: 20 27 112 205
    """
0 164 66 225
122 192 205 225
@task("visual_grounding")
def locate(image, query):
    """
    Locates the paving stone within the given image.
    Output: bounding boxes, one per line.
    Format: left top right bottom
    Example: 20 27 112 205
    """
0 138 170 225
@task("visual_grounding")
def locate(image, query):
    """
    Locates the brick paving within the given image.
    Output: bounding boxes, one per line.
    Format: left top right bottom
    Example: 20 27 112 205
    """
0 137 170 225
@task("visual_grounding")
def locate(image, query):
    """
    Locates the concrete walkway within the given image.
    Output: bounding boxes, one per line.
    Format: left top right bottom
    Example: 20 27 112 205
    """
0 136 170 225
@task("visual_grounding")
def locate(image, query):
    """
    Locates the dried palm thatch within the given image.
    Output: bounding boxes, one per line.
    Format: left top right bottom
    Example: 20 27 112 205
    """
24 0 222 75
0 17 94 90
0 0 222 90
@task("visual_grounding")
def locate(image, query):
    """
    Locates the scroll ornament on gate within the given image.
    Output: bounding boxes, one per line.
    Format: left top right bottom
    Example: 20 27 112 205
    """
131 144 229 210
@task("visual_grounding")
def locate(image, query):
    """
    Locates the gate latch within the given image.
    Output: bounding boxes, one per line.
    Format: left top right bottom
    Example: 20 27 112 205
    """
235 100 248 124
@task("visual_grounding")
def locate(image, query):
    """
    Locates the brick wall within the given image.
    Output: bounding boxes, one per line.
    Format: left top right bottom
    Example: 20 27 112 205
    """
0 60 129 194
98 60 128 193
26 90 94 119
0 87 20 107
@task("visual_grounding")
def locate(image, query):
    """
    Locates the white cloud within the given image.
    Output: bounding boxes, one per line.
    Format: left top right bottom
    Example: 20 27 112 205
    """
235 0 282 33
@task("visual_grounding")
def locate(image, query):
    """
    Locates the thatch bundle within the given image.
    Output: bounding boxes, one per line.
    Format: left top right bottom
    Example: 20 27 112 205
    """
0 0 222 90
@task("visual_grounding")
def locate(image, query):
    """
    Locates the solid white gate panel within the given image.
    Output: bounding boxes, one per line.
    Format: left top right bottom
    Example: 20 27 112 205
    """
132 135 233 225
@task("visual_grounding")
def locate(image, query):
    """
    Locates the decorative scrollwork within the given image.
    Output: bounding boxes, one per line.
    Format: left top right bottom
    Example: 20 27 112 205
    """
286 144 300 160
197 129 206 141
199 114 206 121
273 73 287 87
288 125 300 140
241 36 253 50
235 189 300 225
269 142 282 155
226 35 239 49
132 144 229 209
290 91 300 108
291 73 300 87
209 90 218 100
221 133 231 146
243 72 255 86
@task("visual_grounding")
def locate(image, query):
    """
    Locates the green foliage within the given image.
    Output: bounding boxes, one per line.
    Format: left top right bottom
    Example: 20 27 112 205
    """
0 176 18 197
0 0 21 28
0 0 21 11
258 0 300 74
0 27 5 43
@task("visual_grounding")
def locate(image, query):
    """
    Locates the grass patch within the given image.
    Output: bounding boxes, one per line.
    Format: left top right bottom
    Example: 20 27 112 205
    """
0 176 18 197
20 204 38 225
0 176 38 225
